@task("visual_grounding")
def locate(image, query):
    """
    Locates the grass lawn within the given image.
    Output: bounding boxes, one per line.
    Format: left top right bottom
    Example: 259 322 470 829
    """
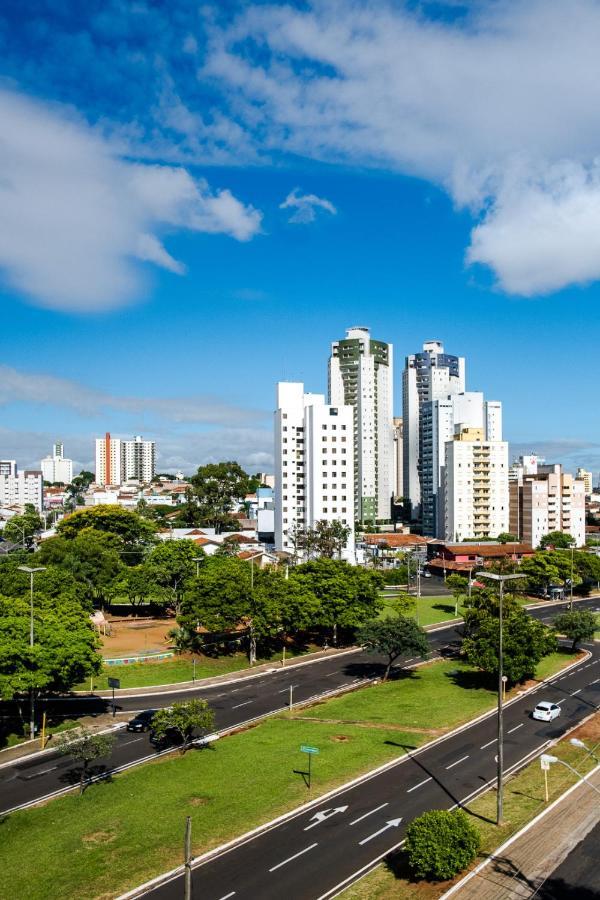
0 650 578 900
379 592 464 627
340 706 600 899
76 645 314 691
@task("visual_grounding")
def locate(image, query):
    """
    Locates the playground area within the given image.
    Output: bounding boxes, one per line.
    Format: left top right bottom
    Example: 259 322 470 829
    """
98 616 174 659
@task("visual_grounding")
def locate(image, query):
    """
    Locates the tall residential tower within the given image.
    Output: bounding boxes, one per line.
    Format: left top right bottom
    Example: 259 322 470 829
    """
329 327 394 523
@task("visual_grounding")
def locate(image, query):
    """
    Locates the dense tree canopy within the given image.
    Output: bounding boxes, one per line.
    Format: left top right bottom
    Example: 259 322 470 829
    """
539 531 576 549
38 529 125 605
358 617 429 679
462 606 556 684
144 540 202 613
189 462 254 533
57 505 157 554
3 509 44 549
519 551 579 593
294 559 383 636
553 611 597 651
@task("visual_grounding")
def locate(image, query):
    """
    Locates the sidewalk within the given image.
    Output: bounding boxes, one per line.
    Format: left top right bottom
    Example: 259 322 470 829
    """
449 765 600 899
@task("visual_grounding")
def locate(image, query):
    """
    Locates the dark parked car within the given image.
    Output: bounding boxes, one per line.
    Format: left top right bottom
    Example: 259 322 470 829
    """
126 709 157 732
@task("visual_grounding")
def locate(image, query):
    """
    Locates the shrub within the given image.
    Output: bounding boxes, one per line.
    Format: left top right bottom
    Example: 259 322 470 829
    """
405 809 480 880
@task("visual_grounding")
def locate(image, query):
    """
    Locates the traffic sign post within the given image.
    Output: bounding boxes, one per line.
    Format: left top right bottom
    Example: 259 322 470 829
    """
108 676 120 718
300 745 319 791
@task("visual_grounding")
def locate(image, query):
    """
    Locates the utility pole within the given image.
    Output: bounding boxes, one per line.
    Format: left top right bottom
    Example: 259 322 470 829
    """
184 816 192 900
18 565 46 740
476 570 525 825
570 543 574 611
416 564 421 625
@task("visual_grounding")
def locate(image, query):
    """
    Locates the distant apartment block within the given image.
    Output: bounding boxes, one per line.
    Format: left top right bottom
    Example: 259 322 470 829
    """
41 441 73 484
576 467 593 496
0 465 44 511
95 433 155 485
329 326 394 523
393 417 403 498
509 459 586 548
274 382 355 560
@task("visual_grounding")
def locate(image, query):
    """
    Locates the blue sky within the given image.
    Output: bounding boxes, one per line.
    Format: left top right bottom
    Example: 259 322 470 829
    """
1 0 599 476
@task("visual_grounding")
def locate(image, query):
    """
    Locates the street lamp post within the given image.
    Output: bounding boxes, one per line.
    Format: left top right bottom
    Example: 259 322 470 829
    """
570 543 575 611
476 570 526 825
541 754 600 797
17 565 47 740
192 556 203 579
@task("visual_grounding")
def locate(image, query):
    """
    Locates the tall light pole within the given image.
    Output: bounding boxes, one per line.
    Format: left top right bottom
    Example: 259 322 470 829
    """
569 541 575 611
192 556 203 578
476 570 526 825
18 565 47 740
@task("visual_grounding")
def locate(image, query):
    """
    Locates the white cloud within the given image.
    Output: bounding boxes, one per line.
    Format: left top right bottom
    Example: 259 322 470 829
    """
203 0 600 295
0 88 262 311
0 365 267 426
279 188 337 224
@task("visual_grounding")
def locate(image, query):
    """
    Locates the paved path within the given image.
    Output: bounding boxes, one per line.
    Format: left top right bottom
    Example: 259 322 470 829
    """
450 765 600 899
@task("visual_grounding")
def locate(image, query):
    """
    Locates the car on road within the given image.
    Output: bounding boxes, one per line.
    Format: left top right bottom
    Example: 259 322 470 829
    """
126 709 157 732
532 701 561 722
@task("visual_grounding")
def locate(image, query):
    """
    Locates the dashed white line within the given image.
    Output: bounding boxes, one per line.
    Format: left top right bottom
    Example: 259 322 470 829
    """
572 689 582 696
507 723 524 734
269 842 318 872
480 738 498 750
217 893 236 900
591 678 600 685
446 755 469 770
278 685 299 693
407 777 433 793
231 700 253 709
350 802 389 825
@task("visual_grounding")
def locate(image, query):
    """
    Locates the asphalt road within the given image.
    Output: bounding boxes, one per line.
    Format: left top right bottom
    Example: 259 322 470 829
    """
143 606 600 900
0 597 597 825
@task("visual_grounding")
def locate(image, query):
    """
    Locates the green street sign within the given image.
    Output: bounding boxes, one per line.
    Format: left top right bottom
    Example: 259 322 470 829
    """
301 745 319 755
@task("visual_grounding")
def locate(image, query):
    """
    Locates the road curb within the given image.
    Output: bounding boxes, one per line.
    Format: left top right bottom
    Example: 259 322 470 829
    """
117 647 590 899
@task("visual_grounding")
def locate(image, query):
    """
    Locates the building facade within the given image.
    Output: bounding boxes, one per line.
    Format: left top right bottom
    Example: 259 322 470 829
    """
0 467 44 511
393 417 403 498
40 441 73 484
444 429 509 541
402 340 465 516
576 467 594 496
122 435 156 483
95 433 122 486
329 326 393 523
509 459 586 547
274 382 355 560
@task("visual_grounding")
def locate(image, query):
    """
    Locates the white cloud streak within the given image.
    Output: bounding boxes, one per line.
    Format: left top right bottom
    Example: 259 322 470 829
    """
279 188 337 224
0 365 267 426
0 88 262 311
202 0 600 295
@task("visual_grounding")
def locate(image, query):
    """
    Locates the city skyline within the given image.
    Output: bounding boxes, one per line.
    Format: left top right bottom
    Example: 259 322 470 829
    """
1 2 600 476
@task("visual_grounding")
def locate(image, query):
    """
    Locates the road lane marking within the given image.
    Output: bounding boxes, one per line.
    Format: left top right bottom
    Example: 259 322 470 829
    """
216 892 236 900
350 802 389 825
407 777 432 793
269 842 318 872
304 806 348 830
507 724 524 734
446 755 469 770
231 700 253 709
572 689 582 696
278 685 299 693
358 817 402 845
591 678 600 685
480 738 497 750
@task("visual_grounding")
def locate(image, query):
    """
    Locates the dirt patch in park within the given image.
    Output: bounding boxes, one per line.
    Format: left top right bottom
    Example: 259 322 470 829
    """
82 830 117 846
99 617 174 657
331 734 350 742
189 796 210 807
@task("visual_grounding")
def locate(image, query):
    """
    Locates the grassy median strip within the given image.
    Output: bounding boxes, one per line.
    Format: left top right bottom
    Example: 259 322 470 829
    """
0 652 578 900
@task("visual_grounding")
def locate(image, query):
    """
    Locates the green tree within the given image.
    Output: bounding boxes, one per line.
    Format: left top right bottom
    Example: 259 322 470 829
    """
214 536 241 557
405 809 480 880
189 462 253 533
520 551 577 594
3 510 44 549
0 593 101 702
150 699 215 753
56 726 115 794
539 531 576 549
64 470 95 510
358 617 429 680
462 607 556 684
496 532 518 544
553 611 597 651
143 540 200 614
312 519 352 559
294 558 383 644
38 529 125 606
110 565 153 607
57 505 156 557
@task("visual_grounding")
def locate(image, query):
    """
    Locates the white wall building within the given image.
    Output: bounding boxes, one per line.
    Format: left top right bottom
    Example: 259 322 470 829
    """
0 460 17 477
329 326 393 522
576 467 594 496
402 340 465 516
421 392 503 537
122 435 156 483
393 417 403 498
41 441 73 484
95 433 122 486
510 460 586 547
0 467 44 512
274 382 355 560
444 432 509 541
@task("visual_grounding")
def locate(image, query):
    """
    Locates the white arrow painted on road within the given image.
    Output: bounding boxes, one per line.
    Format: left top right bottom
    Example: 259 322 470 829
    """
358 817 402 845
304 806 349 830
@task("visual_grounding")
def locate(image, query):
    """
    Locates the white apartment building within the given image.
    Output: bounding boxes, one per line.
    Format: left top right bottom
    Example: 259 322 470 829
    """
393 417 403 498
421 392 503 537
576 467 594 496
509 459 586 547
403 340 465 516
122 435 156 483
95 433 122 486
329 327 394 523
444 431 509 541
0 467 44 512
0 460 17 477
274 382 355 560
41 441 73 484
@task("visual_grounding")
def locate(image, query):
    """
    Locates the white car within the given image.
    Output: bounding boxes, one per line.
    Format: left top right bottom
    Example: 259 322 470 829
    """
532 701 561 722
